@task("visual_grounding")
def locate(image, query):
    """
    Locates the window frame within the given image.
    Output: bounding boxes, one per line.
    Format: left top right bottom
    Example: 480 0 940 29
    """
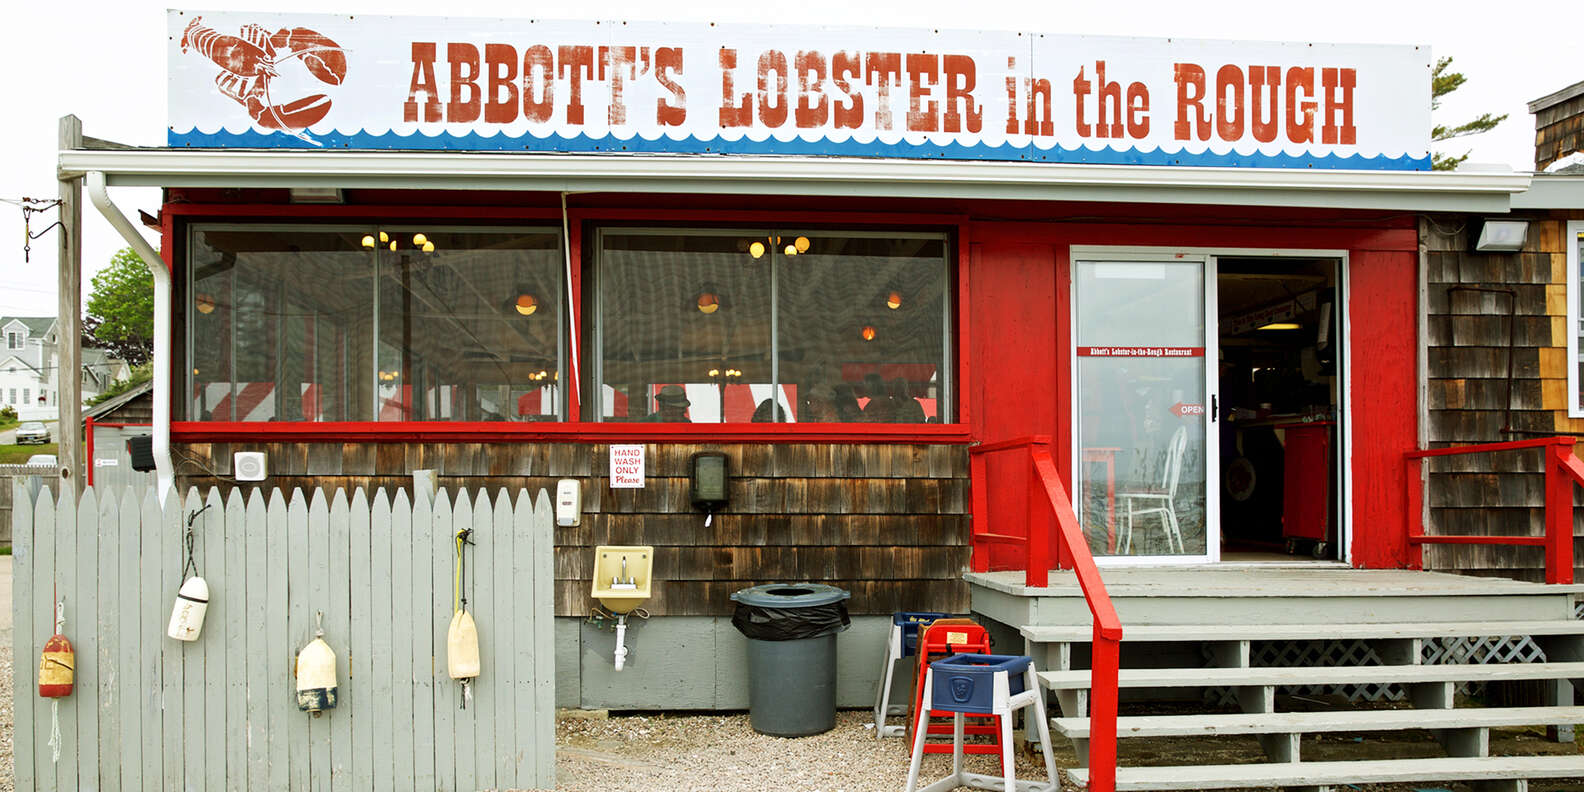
589 225 956 425
1569 221 1584 417
183 221 568 423
166 207 972 444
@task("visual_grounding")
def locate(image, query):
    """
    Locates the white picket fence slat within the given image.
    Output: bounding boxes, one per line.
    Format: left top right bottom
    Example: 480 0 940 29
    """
10 483 556 792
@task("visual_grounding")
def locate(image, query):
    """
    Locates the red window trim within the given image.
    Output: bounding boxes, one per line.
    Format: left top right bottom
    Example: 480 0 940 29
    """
170 420 971 445
165 201 973 442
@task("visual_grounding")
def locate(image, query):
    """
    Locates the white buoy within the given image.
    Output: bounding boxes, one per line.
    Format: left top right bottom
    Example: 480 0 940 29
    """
447 609 481 680
296 620 338 716
166 576 210 641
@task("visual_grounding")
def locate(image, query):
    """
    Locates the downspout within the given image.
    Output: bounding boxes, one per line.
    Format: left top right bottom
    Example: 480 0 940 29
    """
86 171 173 497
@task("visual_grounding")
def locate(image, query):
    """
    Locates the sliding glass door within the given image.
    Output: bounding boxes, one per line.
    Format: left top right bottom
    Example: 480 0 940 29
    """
1073 256 1218 563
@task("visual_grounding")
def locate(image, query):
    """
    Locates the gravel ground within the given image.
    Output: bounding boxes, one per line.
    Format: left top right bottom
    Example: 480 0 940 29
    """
549 709 1057 792
0 642 10 792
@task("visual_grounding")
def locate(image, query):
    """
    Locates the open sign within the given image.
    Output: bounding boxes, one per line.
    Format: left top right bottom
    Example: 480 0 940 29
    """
1171 402 1205 417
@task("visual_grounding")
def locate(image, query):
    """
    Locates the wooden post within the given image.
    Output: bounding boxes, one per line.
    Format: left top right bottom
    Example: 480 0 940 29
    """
1405 457 1424 571
968 451 989 573
1545 443 1576 585
57 115 84 490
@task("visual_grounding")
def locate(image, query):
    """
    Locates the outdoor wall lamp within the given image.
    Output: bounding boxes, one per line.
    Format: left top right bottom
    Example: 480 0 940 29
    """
1472 219 1529 252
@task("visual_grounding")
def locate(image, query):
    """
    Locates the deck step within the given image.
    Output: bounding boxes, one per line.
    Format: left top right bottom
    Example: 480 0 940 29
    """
1064 754 1584 791
1053 705 1584 739
1021 620 1584 644
1039 661 1584 690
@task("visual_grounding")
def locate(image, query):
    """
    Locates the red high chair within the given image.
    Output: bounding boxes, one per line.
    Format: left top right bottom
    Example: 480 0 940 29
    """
905 619 1004 755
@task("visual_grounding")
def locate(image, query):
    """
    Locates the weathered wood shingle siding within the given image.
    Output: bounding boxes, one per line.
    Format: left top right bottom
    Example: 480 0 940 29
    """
175 441 972 616
1422 212 1584 580
1534 91 1584 171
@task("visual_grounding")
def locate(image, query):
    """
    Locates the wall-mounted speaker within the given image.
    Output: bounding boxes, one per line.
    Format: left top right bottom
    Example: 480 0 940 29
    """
234 451 268 482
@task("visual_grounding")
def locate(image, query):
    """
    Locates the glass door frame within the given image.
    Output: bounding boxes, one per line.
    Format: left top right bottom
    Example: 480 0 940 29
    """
1070 245 1353 567
1069 250 1220 566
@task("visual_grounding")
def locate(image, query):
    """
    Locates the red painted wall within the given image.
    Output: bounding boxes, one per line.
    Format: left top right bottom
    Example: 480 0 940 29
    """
163 190 1419 568
964 218 1418 569
1343 248 1417 568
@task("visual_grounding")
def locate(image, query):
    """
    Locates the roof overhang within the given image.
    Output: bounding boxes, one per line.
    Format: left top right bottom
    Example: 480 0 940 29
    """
1510 174 1584 210
59 147 1533 214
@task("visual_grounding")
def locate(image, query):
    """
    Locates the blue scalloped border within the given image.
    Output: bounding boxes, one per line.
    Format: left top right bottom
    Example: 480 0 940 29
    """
167 128 1431 171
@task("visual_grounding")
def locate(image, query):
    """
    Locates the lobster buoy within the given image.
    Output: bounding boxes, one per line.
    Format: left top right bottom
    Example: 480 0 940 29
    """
167 576 210 641
295 617 338 716
448 528 481 708
447 610 480 680
38 632 74 698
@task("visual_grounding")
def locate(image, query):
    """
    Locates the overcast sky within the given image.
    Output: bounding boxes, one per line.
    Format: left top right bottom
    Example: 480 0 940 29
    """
1 0 1575 319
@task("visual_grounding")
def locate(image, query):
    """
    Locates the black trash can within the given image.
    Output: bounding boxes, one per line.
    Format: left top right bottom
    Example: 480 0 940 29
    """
730 583 851 736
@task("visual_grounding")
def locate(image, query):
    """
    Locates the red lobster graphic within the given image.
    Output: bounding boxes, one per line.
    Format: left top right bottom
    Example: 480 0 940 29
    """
181 17 347 146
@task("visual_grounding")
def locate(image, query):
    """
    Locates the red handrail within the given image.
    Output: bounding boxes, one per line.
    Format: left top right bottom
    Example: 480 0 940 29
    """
1404 436 1579 584
969 436 1121 792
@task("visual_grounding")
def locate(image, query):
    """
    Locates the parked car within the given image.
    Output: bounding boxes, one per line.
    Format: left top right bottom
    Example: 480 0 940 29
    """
15 421 50 444
25 454 56 467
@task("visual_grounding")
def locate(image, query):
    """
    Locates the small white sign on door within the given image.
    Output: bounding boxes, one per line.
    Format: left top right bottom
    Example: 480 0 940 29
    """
609 444 645 488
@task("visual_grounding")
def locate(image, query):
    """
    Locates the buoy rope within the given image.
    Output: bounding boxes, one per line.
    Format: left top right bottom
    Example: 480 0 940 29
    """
182 503 212 580
454 529 474 613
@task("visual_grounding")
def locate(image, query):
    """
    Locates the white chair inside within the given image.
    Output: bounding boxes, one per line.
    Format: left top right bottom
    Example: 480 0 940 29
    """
1118 425 1188 554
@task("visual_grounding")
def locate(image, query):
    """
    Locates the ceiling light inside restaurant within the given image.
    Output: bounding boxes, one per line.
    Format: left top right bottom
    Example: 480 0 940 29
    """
413 233 428 246
379 231 389 243
515 294 539 316
861 325 877 341
886 291 903 310
1258 322 1301 331
697 292 720 314
389 241 397 252
784 244 797 256
195 294 216 315
749 241 765 259
794 236 810 253
361 235 376 249
422 241 436 253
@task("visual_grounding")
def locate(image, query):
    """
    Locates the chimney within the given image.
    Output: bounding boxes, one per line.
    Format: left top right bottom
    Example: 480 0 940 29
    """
1529 79 1584 172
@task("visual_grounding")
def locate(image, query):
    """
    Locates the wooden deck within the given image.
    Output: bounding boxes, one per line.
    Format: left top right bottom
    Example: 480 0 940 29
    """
966 565 1584 790
966 566 1584 627
968 565 1584 598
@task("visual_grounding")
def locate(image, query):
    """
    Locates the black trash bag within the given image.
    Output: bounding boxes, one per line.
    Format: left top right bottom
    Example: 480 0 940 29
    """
732 601 851 641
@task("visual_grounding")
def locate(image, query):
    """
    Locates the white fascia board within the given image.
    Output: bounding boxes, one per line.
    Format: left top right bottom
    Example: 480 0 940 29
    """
59 148 1530 213
1511 175 1584 210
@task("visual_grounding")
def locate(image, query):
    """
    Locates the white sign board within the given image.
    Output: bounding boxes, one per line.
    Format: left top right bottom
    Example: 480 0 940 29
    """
167 11 1431 169
609 444 645 489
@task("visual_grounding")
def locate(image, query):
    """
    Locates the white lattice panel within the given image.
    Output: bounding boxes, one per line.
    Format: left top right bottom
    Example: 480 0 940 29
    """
1202 635 1546 706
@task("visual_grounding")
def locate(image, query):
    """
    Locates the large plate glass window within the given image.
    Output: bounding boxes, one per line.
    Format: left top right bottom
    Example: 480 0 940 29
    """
186 225 564 421
595 229 951 423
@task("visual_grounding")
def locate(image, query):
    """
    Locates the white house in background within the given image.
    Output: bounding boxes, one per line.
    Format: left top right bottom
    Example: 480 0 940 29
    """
1 316 128 420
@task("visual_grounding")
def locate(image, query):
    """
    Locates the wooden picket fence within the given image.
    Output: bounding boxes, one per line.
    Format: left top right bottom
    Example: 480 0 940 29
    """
11 484 556 792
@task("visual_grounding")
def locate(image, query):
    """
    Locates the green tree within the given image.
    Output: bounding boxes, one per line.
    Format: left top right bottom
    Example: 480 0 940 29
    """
84 247 154 365
1432 56 1508 171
